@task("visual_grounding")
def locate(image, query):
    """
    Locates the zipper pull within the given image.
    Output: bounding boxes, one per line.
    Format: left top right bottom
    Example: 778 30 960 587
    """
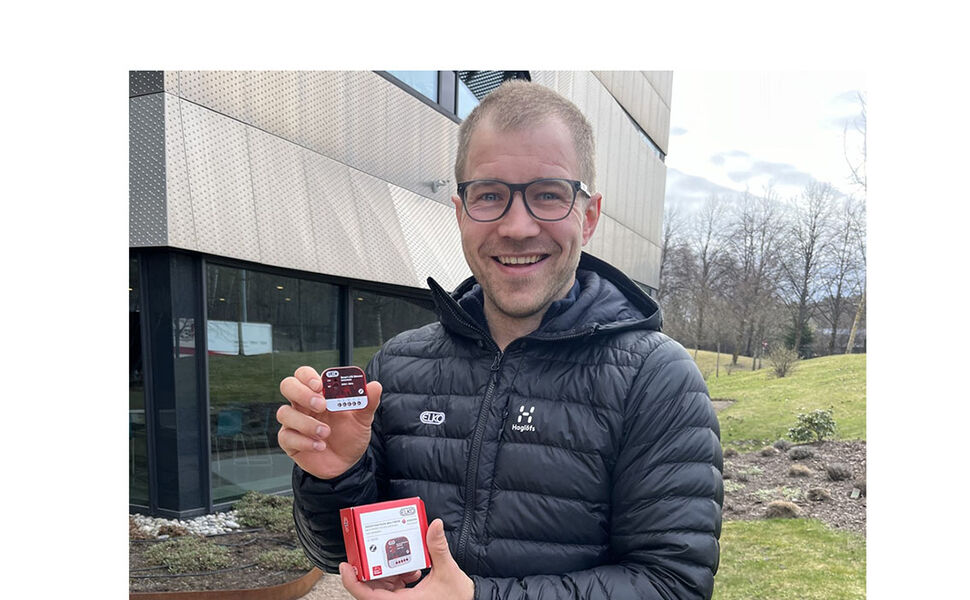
490 351 503 372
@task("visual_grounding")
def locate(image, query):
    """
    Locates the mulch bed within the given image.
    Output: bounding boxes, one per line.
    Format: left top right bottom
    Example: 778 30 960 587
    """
129 528 309 594
721 440 867 534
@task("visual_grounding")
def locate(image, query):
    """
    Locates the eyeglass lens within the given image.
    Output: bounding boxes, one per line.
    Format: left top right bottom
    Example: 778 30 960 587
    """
463 180 575 221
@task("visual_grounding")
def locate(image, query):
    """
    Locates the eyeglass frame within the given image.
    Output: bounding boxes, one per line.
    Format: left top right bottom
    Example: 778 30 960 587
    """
455 178 592 223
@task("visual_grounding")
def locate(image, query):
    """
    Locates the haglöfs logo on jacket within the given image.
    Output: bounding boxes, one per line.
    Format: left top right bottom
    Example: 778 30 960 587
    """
511 405 536 432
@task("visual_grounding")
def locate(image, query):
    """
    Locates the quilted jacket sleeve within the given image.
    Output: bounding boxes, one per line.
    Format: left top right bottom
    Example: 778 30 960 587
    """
291 352 389 574
472 338 724 600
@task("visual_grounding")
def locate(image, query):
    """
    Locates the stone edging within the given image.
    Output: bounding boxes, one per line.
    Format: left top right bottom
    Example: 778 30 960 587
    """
130 567 323 600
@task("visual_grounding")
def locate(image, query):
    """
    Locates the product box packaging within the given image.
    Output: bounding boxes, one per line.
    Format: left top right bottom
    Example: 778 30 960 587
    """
340 497 431 581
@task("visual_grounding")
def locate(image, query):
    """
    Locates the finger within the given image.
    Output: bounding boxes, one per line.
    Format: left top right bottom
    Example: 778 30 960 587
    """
276 405 331 440
294 365 323 392
280 375 326 414
425 519 455 568
277 426 327 457
339 563 395 599
401 569 422 584
356 380 383 420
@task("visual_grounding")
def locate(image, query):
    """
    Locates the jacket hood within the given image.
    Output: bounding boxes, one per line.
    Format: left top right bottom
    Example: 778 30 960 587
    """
427 252 662 344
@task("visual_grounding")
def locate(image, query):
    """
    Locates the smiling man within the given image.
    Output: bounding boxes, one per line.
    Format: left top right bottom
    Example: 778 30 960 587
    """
278 80 723 600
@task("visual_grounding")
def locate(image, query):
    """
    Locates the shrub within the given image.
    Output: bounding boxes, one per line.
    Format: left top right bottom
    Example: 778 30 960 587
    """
765 500 801 519
157 523 190 538
788 464 813 477
808 488 832 501
234 491 294 533
130 516 152 540
143 536 232 573
788 408 837 443
788 446 815 460
826 463 853 481
258 548 312 571
768 346 799 377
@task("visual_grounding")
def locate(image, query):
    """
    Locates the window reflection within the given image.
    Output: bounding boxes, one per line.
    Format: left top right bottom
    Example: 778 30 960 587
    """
457 79 479 120
352 289 436 368
387 71 439 103
206 264 340 504
129 256 149 506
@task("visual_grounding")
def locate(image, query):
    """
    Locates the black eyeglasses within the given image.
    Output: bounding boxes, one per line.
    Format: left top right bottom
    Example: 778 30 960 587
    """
456 178 591 222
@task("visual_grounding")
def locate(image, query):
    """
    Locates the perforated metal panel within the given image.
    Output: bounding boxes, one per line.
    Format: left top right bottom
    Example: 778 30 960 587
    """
129 93 167 247
164 95 196 250
130 71 164 97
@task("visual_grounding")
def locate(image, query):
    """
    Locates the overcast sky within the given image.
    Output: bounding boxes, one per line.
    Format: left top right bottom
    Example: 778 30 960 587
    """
664 71 867 211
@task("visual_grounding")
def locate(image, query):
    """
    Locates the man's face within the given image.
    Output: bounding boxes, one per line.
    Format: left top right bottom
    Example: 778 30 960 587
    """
452 116 602 323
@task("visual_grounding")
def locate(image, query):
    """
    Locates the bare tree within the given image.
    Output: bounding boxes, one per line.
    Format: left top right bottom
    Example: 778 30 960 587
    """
843 92 867 354
723 186 784 365
817 195 865 354
780 182 837 356
686 194 730 357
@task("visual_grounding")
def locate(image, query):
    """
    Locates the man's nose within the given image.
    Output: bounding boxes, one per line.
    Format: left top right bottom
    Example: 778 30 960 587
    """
496 192 541 238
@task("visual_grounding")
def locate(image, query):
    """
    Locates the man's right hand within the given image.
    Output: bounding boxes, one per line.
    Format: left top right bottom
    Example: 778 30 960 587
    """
277 366 382 480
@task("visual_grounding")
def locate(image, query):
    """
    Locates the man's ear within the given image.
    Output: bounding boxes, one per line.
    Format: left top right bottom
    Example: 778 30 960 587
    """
452 195 463 225
581 193 602 245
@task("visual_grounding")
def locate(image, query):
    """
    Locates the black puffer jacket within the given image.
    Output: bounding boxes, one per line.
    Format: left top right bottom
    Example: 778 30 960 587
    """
293 253 723 599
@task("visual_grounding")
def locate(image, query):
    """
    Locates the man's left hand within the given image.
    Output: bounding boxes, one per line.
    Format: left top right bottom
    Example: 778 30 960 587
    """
339 519 474 600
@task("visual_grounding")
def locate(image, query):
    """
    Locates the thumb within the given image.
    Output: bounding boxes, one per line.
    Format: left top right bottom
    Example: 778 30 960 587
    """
354 380 382 422
425 519 455 566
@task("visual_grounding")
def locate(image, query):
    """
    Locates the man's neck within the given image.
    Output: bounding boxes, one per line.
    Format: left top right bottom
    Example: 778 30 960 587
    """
482 301 545 352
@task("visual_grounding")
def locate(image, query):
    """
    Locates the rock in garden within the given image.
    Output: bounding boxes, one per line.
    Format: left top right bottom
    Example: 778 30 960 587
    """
765 500 801 519
788 446 815 460
826 463 853 481
723 447 738 458
788 464 813 477
854 480 866 497
808 488 832 501
760 446 779 457
773 439 792 452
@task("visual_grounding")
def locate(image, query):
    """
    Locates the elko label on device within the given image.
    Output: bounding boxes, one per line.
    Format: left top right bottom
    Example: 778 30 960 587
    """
322 366 368 412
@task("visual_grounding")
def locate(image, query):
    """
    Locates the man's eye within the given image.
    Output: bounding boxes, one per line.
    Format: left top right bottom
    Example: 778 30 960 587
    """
478 193 502 202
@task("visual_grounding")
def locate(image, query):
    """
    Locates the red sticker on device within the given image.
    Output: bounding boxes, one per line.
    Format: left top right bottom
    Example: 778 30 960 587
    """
323 366 368 412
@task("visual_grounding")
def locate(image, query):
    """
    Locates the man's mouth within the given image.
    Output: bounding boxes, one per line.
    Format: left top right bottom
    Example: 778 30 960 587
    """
494 254 547 266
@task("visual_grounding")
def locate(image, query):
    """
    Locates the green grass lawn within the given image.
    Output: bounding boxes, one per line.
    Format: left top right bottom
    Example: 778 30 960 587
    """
706 353 866 447
714 519 866 600
691 349 759 379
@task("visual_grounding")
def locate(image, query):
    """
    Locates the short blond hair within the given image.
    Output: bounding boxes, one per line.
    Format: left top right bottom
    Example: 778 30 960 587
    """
454 80 596 191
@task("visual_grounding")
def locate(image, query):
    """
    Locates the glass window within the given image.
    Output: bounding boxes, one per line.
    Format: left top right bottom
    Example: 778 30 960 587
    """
387 71 438 103
457 79 479 120
129 256 149 506
352 289 436 368
206 264 340 504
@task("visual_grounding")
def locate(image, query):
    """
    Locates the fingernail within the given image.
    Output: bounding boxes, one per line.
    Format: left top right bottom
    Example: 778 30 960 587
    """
310 397 324 411
313 441 326 451
310 379 322 392
315 425 328 437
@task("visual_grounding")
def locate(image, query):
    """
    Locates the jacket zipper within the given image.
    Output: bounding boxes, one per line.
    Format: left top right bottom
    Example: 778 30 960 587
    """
456 348 504 567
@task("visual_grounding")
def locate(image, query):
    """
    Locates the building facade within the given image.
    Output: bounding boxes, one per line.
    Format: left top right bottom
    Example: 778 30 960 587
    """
129 70 673 517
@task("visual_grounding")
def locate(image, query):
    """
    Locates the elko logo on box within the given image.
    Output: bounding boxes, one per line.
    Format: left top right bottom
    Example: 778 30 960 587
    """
511 405 536 432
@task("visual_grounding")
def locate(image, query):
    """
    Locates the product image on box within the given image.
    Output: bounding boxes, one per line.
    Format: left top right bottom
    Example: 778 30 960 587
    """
322 366 368 412
340 497 431 581
385 536 412 568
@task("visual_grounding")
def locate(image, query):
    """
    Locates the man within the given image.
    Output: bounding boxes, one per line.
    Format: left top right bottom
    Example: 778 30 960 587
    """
277 80 723 599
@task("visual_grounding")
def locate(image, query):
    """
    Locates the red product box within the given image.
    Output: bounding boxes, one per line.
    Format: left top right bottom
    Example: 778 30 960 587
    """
339 497 431 581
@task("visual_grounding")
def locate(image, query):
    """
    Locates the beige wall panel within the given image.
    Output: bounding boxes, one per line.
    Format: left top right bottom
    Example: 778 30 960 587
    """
178 100 261 263
302 151 370 280
164 95 196 250
389 187 470 291
347 171 419 288
248 127 317 274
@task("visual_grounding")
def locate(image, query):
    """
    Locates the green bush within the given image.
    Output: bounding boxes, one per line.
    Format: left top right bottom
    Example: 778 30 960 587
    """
143 536 232 573
234 491 294 533
768 346 799 377
257 548 313 571
788 408 837 443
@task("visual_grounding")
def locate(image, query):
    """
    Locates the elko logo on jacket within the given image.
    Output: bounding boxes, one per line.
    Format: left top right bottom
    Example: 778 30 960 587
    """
511 405 536 432
419 411 445 425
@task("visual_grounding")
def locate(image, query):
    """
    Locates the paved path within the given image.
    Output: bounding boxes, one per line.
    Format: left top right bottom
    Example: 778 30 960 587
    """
298 572 353 600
